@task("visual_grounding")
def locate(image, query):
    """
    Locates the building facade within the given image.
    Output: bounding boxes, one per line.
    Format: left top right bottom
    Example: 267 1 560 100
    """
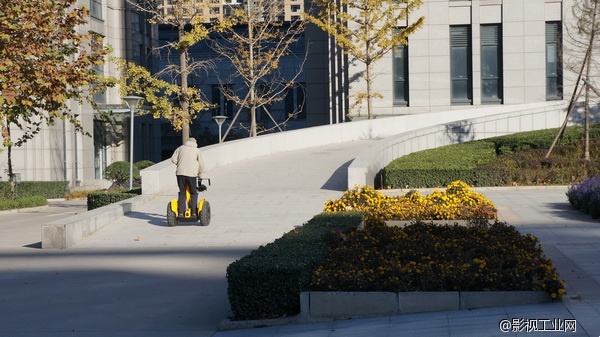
0 0 156 188
2 0 590 189
306 0 583 124
151 0 308 157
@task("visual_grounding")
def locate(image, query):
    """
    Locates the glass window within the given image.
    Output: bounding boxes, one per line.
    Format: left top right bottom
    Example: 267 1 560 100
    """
393 33 409 106
91 34 104 74
285 83 306 120
90 0 102 20
546 22 563 100
481 24 503 103
450 26 472 104
211 84 235 118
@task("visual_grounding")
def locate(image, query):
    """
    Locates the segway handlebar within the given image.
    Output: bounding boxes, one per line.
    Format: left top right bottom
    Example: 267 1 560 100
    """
197 177 210 192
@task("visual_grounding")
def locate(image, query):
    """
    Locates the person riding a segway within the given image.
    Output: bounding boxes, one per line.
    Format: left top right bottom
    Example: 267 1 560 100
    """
168 137 211 226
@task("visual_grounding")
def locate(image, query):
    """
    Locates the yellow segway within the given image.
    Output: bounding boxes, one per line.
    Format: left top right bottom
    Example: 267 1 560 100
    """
167 178 211 227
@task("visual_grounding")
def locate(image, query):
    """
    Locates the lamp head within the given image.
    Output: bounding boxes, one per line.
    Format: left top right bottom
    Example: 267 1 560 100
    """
212 115 228 126
122 96 143 110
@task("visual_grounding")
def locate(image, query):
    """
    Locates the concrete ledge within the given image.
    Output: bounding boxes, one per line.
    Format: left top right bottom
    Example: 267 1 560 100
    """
306 291 398 319
41 194 154 249
399 291 459 313
300 291 552 320
459 291 551 309
218 290 553 331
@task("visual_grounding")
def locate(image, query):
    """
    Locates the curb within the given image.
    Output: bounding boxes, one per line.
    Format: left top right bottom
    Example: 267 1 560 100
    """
0 198 87 215
218 290 554 331
218 315 331 331
301 291 553 320
0 205 50 215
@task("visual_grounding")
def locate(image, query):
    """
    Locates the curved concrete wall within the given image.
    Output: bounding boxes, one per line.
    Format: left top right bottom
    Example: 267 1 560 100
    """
141 101 566 195
348 101 568 189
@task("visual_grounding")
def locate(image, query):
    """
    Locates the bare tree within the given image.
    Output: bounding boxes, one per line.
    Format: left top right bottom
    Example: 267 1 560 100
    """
546 0 600 161
123 0 213 143
306 0 424 119
211 0 306 138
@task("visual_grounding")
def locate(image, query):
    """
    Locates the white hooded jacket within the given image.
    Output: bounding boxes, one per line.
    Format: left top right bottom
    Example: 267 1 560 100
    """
171 139 204 177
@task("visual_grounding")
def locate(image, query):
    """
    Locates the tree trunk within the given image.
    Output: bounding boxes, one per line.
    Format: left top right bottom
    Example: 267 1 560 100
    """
584 1 598 161
179 26 190 143
249 17 257 137
584 77 591 161
365 10 373 120
366 61 373 119
6 124 15 198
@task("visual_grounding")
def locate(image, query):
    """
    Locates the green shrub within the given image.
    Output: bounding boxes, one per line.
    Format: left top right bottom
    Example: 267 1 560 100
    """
311 221 566 300
87 189 139 210
488 123 600 155
226 212 364 320
383 141 497 188
0 181 68 199
383 125 600 188
104 161 140 188
135 160 155 171
0 195 47 211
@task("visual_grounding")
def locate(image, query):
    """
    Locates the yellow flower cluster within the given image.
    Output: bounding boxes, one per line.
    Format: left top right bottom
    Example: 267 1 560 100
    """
323 181 497 222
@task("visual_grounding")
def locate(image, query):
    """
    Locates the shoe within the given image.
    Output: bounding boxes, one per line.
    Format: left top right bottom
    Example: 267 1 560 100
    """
178 213 185 217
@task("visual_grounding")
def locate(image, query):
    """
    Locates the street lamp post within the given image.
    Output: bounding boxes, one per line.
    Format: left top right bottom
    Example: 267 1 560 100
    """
122 96 143 191
212 115 228 143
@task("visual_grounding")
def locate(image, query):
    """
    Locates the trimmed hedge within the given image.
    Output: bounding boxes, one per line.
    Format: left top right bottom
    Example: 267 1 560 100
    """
87 188 140 210
0 196 47 211
383 125 600 188
383 141 500 188
226 212 364 321
0 181 68 199
488 124 600 156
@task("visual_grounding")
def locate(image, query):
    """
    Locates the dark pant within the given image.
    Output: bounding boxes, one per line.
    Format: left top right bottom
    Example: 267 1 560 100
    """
176 175 198 216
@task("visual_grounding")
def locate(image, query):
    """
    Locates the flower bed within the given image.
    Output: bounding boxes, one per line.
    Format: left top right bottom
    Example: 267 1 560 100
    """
566 175 600 218
317 181 565 300
310 221 565 300
324 180 497 223
225 181 565 321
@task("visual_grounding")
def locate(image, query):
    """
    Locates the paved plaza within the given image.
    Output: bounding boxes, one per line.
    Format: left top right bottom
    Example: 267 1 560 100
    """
1 139 599 336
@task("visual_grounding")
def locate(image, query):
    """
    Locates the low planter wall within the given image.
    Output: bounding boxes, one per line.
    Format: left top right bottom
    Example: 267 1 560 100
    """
300 291 552 320
41 194 154 249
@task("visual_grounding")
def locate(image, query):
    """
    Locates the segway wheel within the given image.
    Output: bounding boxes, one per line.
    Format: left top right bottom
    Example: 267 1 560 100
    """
198 201 211 226
167 202 178 227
